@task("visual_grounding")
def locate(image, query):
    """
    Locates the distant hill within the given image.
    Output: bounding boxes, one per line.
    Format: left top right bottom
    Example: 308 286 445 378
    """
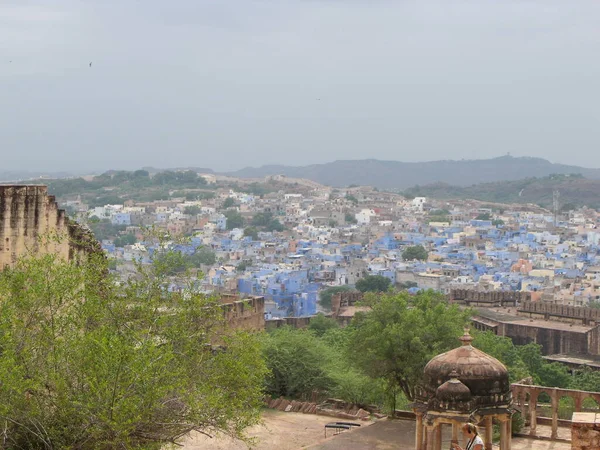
227 156 600 189
0 170 77 183
403 174 600 210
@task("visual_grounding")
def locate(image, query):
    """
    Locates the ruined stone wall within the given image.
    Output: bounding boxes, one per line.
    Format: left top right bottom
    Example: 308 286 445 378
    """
519 301 600 326
0 185 100 268
331 291 364 316
222 296 265 331
499 322 595 355
449 289 530 306
572 413 600 450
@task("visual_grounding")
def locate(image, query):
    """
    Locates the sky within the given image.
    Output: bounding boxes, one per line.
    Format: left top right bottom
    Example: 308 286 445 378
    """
1 0 599 173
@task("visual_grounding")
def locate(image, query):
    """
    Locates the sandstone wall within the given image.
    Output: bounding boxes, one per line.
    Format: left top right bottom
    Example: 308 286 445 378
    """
0 185 100 268
222 295 265 331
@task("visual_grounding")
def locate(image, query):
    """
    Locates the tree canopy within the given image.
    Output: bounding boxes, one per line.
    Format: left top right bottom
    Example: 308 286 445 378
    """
225 210 244 229
355 275 391 293
402 245 428 261
0 251 266 448
348 291 471 400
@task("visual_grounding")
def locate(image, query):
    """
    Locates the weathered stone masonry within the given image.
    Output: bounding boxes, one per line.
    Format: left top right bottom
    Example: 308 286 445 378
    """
0 185 100 268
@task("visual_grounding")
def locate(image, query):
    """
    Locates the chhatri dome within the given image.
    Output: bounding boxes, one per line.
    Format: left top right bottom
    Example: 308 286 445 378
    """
412 329 513 450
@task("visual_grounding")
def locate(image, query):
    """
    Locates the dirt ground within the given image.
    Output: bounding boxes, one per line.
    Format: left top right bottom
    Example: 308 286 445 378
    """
181 410 358 450
180 411 571 450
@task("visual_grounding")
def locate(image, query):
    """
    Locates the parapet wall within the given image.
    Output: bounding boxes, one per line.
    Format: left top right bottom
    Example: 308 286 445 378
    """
449 289 530 306
331 291 363 316
518 301 600 325
221 295 265 331
0 185 100 268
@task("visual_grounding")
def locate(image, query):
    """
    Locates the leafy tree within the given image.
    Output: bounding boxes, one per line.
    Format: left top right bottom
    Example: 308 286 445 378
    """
0 251 267 448
266 219 284 232
345 213 357 224
262 327 333 399
113 233 137 247
225 210 244 230
251 212 273 227
187 246 216 267
222 197 236 209
184 205 202 215
570 366 600 392
244 227 259 240
399 281 418 290
355 275 391 293
492 219 505 226
89 219 127 242
476 213 491 220
348 291 471 400
133 169 149 177
472 332 570 387
319 286 353 310
402 245 428 261
517 343 570 388
308 313 339 337
346 194 359 205
236 260 251 272
472 332 530 383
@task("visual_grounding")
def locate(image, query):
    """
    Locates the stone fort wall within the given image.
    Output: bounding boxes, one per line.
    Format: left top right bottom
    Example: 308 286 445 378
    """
0 185 100 268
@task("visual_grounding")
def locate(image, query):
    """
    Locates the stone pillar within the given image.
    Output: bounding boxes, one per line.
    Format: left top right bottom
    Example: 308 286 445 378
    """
424 426 433 450
451 422 460 447
507 415 512 450
434 424 442 450
551 389 558 440
575 395 582 412
415 413 424 450
484 416 493 450
529 394 538 437
499 418 508 450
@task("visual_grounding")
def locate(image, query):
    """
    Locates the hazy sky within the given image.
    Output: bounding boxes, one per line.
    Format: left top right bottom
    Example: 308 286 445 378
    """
1 1 599 173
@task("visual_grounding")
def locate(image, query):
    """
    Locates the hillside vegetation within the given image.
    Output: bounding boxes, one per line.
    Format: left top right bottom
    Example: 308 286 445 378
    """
403 174 600 209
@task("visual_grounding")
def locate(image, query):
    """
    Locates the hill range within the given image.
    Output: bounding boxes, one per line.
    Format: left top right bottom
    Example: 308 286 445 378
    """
228 155 600 190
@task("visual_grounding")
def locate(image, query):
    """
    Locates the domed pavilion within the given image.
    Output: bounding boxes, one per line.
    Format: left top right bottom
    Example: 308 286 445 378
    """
412 329 513 450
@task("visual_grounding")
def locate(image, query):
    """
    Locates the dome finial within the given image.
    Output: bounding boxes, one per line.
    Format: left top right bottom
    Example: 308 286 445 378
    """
459 327 473 346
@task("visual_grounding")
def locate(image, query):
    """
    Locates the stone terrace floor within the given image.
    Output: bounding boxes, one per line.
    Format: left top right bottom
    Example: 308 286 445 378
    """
181 411 572 450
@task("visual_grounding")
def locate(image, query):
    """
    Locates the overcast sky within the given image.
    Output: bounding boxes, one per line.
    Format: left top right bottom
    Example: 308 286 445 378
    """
1 0 599 173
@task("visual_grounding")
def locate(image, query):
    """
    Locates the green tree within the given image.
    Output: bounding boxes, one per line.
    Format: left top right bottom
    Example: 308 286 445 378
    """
402 245 428 261
184 205 202 215
222 197 235 209
262 327 333 399
472 332 530 383
348 291 471 400
345 213 357 224
308 313 339 337
225 210 244 229
345 194 359 205
319 286 353 310
0 251 267 448
187 246 217 267
244 227 259 240
355 275 391 293
113 233 137 247
251 212 273 227
266 219 284 232
570 366 600 392
476 213 491 220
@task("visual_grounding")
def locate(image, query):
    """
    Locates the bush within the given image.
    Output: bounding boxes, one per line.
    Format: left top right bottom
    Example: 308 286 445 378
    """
0 252 267 448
